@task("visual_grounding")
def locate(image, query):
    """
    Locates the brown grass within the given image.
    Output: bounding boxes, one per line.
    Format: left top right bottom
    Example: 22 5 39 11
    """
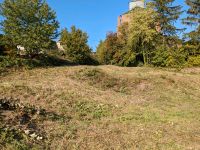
0 65 200 149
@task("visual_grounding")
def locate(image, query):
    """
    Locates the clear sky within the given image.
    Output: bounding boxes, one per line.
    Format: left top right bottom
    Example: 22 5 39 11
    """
0 0 192 50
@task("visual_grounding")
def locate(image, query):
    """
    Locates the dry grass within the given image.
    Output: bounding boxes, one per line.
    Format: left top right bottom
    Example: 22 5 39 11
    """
0 65 200 149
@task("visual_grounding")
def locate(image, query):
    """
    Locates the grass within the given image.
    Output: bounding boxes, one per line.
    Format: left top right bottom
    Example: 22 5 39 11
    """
0 65 200 149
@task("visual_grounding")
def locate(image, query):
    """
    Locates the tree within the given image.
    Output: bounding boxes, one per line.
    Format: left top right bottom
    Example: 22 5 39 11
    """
96 32 119 65
183 0 200 27
60 26 92 64
0 34 4 55
113 23 136 66
182 0 200 55
0 0 59 57
96 40 107 64
128 7 159 66
151 0 183 37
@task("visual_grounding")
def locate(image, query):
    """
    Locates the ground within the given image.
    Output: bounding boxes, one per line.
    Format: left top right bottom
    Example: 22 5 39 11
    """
0 66 200 150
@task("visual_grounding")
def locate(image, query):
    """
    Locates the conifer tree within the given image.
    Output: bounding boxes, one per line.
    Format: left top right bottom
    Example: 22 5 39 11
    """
0 0 59 57
151 0 183 37
182 0 200 62
183 0 200 42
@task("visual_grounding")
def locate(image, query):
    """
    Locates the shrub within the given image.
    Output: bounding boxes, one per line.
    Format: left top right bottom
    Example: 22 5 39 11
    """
187 55 200 67
0 54 71 72
60 26 93 65
152 47 187 68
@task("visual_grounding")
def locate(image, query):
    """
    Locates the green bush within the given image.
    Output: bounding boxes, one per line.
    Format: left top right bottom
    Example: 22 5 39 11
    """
187 55 200 67
152 47 186 68
0 56 30 69
0 54 71 72
60 26 95 65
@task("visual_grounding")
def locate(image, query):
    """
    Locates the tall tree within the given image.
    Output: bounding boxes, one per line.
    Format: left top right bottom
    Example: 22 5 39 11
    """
96 32 119 65
151 0 183 37
113 23 136 66
182 0 200 65
0 0 59 57
96 40 107 64
60 26 92 64
128 7 159 65
183 0 200 51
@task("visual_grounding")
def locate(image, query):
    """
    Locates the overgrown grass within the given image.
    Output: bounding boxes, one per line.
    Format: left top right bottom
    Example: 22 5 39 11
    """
0 66 200 149
74 67 131 93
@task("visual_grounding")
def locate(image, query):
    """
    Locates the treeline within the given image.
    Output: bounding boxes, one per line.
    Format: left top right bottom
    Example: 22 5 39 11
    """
0 0 199 69
0 0 96 69
96 0 200 67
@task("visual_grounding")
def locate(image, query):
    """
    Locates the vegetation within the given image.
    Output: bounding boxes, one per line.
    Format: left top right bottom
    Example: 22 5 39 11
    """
96 32 119 65
0 0 59 57
0 0 199 148
60 26 95 65
183 0 200 42
96 1 199 67
151 0 183 37
182 0 200 66
0 66 200 149
128 7 158 66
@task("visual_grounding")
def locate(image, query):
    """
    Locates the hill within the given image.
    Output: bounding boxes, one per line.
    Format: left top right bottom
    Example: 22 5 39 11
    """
0 66 200 149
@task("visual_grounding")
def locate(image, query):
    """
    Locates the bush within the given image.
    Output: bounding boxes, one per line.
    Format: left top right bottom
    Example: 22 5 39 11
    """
187 55 200 67
0 54 71 72
60 26 94 65
152 47 186 68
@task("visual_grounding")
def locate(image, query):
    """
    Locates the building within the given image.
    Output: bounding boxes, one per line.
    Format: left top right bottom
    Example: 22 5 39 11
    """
117 0 145 30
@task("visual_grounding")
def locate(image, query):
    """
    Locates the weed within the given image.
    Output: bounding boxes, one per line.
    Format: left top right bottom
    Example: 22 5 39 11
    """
74 101 113 120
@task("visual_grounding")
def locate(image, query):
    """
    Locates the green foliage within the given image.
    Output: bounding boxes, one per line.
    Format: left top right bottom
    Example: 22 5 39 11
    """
113 23 136 66
182 0 199 52
97 7 160 67
0 128 30 150
183 0 199 28
0 0 59 56
128 7 159 66
96 32 119 65
187 55 200 67
0 54 71 72
96 28 136 67
152 47 187 68
96 40 107 64
60 26 93 65
151 0 183 36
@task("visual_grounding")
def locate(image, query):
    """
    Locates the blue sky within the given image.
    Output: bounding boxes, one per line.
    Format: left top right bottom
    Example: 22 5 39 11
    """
0 0 192 50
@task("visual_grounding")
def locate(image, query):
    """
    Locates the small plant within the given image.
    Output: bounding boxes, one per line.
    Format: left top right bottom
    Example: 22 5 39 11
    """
74 101 113 120
0 127 30 150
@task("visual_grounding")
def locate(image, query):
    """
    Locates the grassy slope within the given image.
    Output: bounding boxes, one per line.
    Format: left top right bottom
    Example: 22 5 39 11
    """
0 66 200 149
